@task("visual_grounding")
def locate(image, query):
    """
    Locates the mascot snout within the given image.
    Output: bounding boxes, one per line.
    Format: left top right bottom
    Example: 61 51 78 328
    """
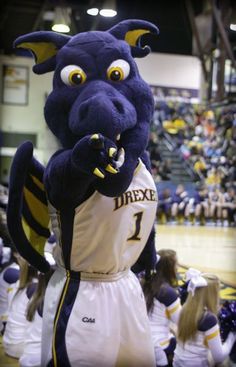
69 82 137 140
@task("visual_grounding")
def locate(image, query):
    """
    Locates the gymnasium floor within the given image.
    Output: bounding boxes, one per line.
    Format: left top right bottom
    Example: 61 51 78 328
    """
156 224 236 290
0 224 235 366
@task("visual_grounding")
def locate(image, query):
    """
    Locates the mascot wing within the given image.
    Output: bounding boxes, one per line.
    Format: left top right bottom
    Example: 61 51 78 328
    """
7 141 51 273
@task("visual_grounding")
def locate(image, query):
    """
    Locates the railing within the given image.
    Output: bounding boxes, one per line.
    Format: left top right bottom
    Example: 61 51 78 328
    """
161 132 201 182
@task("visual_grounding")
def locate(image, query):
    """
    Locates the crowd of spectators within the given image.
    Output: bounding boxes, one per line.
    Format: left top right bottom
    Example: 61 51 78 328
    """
148 97 236 227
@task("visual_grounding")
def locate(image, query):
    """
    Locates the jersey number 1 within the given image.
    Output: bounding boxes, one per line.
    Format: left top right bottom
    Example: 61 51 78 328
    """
127 211 143 241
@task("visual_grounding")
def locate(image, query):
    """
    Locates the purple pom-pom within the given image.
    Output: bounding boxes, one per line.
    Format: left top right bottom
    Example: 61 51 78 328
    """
219 301 236 342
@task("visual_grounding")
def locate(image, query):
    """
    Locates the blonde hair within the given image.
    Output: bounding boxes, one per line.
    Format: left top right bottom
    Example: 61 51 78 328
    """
178 273 220 343
17 258 37 291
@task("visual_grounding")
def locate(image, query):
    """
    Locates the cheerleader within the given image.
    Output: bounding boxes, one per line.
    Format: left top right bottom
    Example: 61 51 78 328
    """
173 270 236 367
19 259 55 367
0 245 20 334
143 249 181 367
3 258 38 358
19 249 56 367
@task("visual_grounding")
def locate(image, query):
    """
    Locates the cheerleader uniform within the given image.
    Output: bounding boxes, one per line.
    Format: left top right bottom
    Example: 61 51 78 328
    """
148 283 181 366
0 262 19 333
173 311 236 367
3 282 37 358
19 303 43 367
42 160 158 367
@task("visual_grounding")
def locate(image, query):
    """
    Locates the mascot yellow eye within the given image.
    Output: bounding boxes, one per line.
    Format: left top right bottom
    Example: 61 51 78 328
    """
107 59 130 82
60 65 87 86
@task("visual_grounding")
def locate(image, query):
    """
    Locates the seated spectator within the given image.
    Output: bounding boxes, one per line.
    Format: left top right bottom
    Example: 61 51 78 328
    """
202 110 216 136
171 184 189 224
157 188 172 224
193 156 207 178
191 185 209 225
143 249 181 367
173 271 236 367
205 167 222 190
221 186 236 227
208 187 224 225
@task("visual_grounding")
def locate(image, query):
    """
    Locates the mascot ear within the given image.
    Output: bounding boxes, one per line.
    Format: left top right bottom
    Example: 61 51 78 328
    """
14 31 71 74
108 19 159 58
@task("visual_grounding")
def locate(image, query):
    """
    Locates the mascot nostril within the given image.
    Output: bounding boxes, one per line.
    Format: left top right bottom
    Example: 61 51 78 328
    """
78 103 89 122
113 99 125 114
7 19 159 367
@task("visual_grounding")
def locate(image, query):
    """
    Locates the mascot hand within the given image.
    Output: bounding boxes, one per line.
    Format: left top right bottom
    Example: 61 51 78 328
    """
72 134 124 179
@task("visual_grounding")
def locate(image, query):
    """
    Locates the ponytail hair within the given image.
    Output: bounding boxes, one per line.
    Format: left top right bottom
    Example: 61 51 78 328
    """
16 258 38 294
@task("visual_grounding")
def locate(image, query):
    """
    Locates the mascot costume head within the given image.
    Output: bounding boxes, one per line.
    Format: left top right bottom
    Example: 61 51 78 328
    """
7 20 159 367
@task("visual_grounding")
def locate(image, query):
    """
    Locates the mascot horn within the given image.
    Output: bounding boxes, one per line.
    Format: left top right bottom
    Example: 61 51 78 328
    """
7 19 159 367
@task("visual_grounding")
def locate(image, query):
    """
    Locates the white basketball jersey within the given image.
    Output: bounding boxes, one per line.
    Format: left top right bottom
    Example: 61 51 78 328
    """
69 159 158 273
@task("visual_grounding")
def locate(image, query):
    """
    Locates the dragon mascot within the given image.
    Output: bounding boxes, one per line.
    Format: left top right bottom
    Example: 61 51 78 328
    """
7 19 159 366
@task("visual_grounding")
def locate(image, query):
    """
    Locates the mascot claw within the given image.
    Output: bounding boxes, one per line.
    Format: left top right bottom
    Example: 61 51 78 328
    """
93 167 105 179
90 134 105 150
109 147 117 158
105 164 118 174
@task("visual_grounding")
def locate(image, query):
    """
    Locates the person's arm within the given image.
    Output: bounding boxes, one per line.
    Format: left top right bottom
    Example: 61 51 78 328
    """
158 284 182 324
166 297 181 324
204 317 236 364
